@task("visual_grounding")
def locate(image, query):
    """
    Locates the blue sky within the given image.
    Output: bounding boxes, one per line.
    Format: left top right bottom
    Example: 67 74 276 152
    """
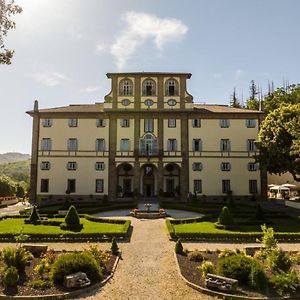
1 0 300 154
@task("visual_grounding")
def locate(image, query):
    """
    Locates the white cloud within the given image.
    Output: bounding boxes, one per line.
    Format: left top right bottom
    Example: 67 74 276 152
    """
235 69 244 79
96 44 106 53
26 71 69 86
81 86 100 93
110 11 188 69
213 73 222 79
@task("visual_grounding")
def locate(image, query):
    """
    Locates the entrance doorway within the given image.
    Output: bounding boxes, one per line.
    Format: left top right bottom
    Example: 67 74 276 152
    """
143 177 154 197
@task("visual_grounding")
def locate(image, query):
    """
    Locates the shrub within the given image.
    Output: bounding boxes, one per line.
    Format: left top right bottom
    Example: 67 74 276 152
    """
187 250 203 262
270 271 300 296
268 248 291 272
51 252 102 284
257 224 277 252
292 252 300 265
175 239 183 254
218 248 237 259
218 254 253 284
28 205 40 224
249 260 267 291
84 245 109 272
218 206 234 226
34 258 50 279
2 266 19 289
42 249 56 264
60 205 83 231
111 237 119 255
198 261 215 278
0 247 33 272
28 279 53 290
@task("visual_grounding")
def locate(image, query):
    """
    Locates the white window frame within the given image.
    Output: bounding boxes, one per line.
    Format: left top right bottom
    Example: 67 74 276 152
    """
96 179 104 193
96 119 106 127
95 162 105 171
192 162 203 171
40 161 51 170
192 139 202 152
68 138 78 151
246 119 256 128
120 119 130 127
120 138 130 151
194 180 202 194
42 119 52 127
220 139 231 151
120 79 133 96
41 138 52 151
68 118 78 127
96 139 105 151
167 139 177 151
67 162 77 170
220 119 230 128
168 119 176 128
192 119 201 128
221 162 231 171
248 162 258 171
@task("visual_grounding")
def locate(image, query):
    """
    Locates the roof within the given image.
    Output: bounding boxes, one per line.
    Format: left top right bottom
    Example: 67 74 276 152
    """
193 104 263 114
106 72 192 78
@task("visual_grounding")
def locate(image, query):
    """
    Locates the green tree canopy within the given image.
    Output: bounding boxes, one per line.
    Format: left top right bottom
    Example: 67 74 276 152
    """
0 175 15 196
256 104 300 182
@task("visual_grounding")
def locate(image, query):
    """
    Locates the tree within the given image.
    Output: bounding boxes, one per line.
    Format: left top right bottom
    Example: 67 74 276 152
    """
0 0 22 65
256 104 300 182
230 88 241 108
247 80 260 110
0 175 15 196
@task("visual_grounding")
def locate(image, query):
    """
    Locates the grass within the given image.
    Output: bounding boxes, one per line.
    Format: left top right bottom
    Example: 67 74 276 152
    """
0 218 128 235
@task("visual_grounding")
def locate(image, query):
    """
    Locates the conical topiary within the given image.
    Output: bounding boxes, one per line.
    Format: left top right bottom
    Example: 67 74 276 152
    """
175 238 183 254
111 237 119 255
64 205 82 230
218 206 234 226
29 205 40 224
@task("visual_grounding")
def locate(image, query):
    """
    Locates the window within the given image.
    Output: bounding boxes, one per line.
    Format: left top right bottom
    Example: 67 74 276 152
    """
41 138 52 151
192 119 201 128
167 99 177 106
192 162 203 171
192 139 202 151
220 139 231 151
96 119 106 127
68 118 78 127
139 133 158 156
120 139 130 151
144 119 154 132
194 180 202 194
246 119 256 128
248 162 258 171
247 139 256 151
249 180 257 194
165 79 178 96
67 162 77 170
119 79 133 96
96 179 104 193
120 119 130 127
220 119 230 128
68 138 78 151
168 119 176 128
167 139 177 151
42 119 52 127
96 139 105 151
40 179 49 193
95 162 105 171
144 99 154 107
143 79 156 96
121 99 130 106
222 180 231 193
40 161 50 170
67 179 76 193
221 162 231 171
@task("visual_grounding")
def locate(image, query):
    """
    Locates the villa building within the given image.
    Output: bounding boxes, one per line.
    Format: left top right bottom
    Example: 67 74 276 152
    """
27 72 266 203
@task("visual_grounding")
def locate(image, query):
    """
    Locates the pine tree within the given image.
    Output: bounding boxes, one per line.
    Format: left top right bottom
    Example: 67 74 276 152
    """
230 88 241 108
111 237 119 255
29 205 40 224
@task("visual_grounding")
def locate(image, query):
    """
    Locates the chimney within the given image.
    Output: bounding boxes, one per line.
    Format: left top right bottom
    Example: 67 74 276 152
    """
34 100 39 112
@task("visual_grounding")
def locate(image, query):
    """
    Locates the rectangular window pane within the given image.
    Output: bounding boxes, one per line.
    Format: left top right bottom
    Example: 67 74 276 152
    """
167 139 177 151
67 179 76 193
194 180 202 193
120 139 130 151
40 161 50 170
41 138 52 151
96 119 106 127
221 162 231 171
249 180 257 194
96 179 104 193
248 162 257 171
168 119 176 128
193 139 202 151
222 180 231 193
120 119 130 127
220 139 230 151
144 119 153 132
95 162 105 170
68 118 78 127
247 139 256 151
96 139 105 151
192 119 201 128
42 119 52 127
68 138 78 151
246 119 256 128
40 179 49 193
67 162 77 170
192 162 202 171
220 119 230 128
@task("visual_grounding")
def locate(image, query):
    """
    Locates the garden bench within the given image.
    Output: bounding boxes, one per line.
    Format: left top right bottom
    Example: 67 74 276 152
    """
205 273 238 292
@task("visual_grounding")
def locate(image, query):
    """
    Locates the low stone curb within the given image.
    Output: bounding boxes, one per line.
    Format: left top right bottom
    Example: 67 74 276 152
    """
173 252 299 300
0 252 121 300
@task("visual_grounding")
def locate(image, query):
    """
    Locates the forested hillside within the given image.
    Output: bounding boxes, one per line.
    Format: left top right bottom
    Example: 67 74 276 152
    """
0 160 30 185
0 152 30 164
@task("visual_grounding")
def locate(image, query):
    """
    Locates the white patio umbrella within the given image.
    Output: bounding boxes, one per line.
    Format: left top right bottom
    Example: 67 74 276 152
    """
281 183 297 188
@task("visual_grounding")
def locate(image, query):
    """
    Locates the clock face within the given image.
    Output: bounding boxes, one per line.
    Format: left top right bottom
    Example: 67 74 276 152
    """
144 99 154 107
167 99 177 106
121 99 130 106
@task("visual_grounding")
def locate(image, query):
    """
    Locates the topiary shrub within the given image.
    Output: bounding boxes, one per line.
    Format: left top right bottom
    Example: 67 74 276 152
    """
51 252 102 284
249 260 268 291
60 205 83 231
268 248 291 272
175 239 183 254
111 237 119 255
2 266 19 289
270 271 300 296
218 206 234 227
28 205 41 224
188 250 204 262
218 253 253 284
198 261 215 278
0 247 33 272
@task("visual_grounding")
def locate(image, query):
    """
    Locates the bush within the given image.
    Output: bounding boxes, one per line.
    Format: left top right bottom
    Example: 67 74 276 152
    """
28 205 41 224
270 271 300 296
111 237 119 255
268 248 291 272
218 206 234 226
61 205 83 231
34 258 50 279
2 266 19 288
51 252 102 284
175 239 184 254
198 261 215 278
249 260 267 291
84 245 109 272
187 250 203 262
218 254 253 284
218 248 237 259
0 247 33 272
28 279 53 290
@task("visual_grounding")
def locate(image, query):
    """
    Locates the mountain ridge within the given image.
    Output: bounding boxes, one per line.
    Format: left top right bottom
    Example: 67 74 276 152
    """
0 152 31 164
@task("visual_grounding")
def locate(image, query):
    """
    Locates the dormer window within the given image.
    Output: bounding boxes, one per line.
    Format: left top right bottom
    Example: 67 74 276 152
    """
119 79 133 96
143 79 156 96
166 79 178 96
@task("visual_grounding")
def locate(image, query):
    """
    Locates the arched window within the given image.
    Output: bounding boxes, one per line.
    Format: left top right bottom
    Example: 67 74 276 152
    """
139 133 158 156
165 79 178 96
119 79 133 96
142 79 156 96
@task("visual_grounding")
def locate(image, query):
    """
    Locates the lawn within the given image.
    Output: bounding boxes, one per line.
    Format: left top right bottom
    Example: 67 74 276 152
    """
0 218 129 235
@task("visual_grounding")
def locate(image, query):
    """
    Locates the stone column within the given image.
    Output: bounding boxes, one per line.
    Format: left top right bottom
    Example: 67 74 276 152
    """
180 114 189 201
108 116 117 200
